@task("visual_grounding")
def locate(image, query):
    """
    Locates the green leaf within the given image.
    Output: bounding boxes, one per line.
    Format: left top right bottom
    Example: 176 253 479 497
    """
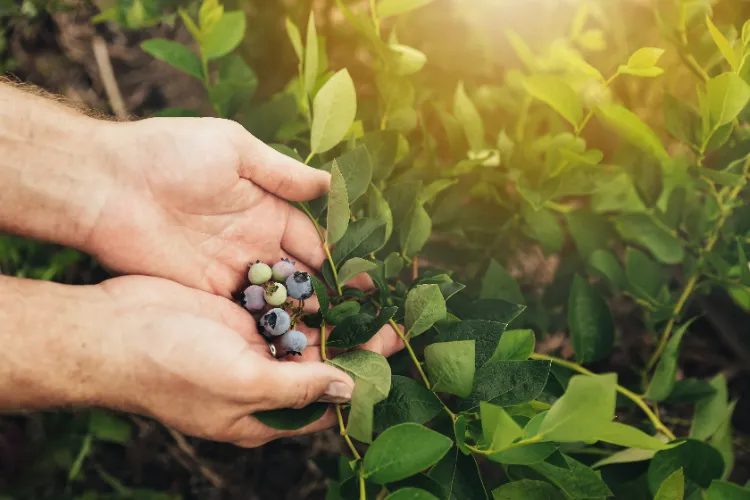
385 489 438 500
522 206 564 254
596 422 671 451
711 400 737 480
326 162 350 245
588 250 626 291
178 8 202 41
531 455 613 499
648 439 724 492
348 378 377 443
424 340 475 397
524 75 583 127
378 0 435 18
454 81 485 151
311 275 329 314
706 72 750 129
152 107 202 118
326 301 361 325
492 480 565 500
625 247 666 300
364 423 453 484
618 47 665 77
338 258 377 286
489 442 559 465
615 213 684 264
706 480 750 500
592 446 660 469
595 102 668 162
210 54 258 117
254 404 328 431
327 350 391 402
333 218 387 265
88 412 131 443
481 402 523 451
366 184 394 243
311 69 357 154
692 166 746 187
304 13 318 96
480 259 524 305
428 448 488 500
141 39 203 79
390 44 427 75
690 374 729 441
361 131 399 181
384 253 404 278
706 16 739 72
373 376 442 433
448 298 526 326
323 146 373 203
489 329 535 362
401 202 432 258
405 284 447 338
539 373 616 442
568 275 615 364
461 360 551 411
285 17 303 61
202 11 246 60
327 307 397 349
434 319 508 368
654 468 684 500
646 321 695 401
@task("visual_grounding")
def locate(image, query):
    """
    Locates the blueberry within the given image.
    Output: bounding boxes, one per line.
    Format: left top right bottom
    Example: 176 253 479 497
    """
264 282 288 307
279 330 307 355
241 285 265 312
272 258 296 282
286 271 313 300
259 308 291 338
248 261 272 285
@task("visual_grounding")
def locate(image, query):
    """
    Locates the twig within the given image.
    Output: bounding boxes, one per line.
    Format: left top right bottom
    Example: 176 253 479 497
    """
91 36 127 120
165 426 226 489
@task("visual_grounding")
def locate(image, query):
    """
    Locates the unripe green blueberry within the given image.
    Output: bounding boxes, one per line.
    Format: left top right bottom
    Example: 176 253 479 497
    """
248 261 272 285
264 282 288 306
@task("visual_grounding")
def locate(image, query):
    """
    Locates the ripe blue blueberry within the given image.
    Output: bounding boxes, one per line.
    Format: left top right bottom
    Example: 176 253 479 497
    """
279 330 307 355
286 271 313 300
248 261 273 285
241 285 266 312
259 308 291 338
264 282 288 307
272 258 296 282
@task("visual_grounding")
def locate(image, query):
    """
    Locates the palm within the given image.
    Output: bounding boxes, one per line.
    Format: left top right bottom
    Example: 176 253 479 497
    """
91 118 325 297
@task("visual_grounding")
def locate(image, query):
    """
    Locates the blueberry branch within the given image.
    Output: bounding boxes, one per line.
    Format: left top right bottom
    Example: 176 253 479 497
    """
297 202 343 295
336 405 367 499
530 353 676 440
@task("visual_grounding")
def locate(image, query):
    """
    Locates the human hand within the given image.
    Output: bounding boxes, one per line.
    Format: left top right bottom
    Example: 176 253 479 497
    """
86 117 331 298
78 275 401 447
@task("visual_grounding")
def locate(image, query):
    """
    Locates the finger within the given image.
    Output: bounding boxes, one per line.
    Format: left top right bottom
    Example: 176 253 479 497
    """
281 206 328 271
233 407 338 448
357 323 406 358
233 129 330 201
253 357 355 411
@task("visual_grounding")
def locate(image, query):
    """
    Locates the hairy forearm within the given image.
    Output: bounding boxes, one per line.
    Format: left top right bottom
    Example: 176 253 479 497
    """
0 275 112 409
0 83 116 249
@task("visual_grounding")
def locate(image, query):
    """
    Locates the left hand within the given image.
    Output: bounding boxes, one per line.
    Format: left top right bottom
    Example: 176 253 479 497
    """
85 116 332 298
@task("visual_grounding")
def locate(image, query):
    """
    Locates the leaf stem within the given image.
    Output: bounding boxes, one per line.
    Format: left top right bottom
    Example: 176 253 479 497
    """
321 322 328 361
389 318 431 388
645 155 750 372
530 353 676 440
336 404 361 460
575 73 618 136
304 151 315 165
297 202 343 295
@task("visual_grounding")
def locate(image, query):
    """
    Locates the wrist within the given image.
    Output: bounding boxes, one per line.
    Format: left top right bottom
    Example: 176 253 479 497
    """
0 276 111 410
0 84 117 250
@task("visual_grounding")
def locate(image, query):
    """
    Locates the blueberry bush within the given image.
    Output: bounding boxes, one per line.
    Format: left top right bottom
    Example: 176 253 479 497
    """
5 0 750 498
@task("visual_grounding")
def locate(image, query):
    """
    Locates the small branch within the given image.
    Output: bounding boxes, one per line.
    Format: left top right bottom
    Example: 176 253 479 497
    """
165 427 225 489
336 405 361 460
321 322 329 361
91 36 127 120
389 319 431 389
530 354 676 441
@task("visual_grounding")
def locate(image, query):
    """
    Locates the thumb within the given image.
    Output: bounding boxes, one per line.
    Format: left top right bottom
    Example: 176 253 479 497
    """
261 360 355 410
233 129 330 201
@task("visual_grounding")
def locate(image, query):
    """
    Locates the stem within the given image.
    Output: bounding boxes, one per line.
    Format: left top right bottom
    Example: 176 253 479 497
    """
369 0 380 36
531 354 676 441
390 318 431 389
297 202 343 295
304 151 315 165
321 322 328 361
678 50 710 83
336 405 361 460
646 156 750 372
576 73 618 136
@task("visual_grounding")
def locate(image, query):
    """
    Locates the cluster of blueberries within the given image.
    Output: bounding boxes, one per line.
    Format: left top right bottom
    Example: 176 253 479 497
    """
240 259 314 356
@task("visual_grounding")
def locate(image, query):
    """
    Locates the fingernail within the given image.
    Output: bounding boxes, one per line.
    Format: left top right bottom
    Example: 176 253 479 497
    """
321 381 353 403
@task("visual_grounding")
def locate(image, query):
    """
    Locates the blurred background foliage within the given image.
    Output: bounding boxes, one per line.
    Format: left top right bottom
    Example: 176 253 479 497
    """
4 0 750 498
